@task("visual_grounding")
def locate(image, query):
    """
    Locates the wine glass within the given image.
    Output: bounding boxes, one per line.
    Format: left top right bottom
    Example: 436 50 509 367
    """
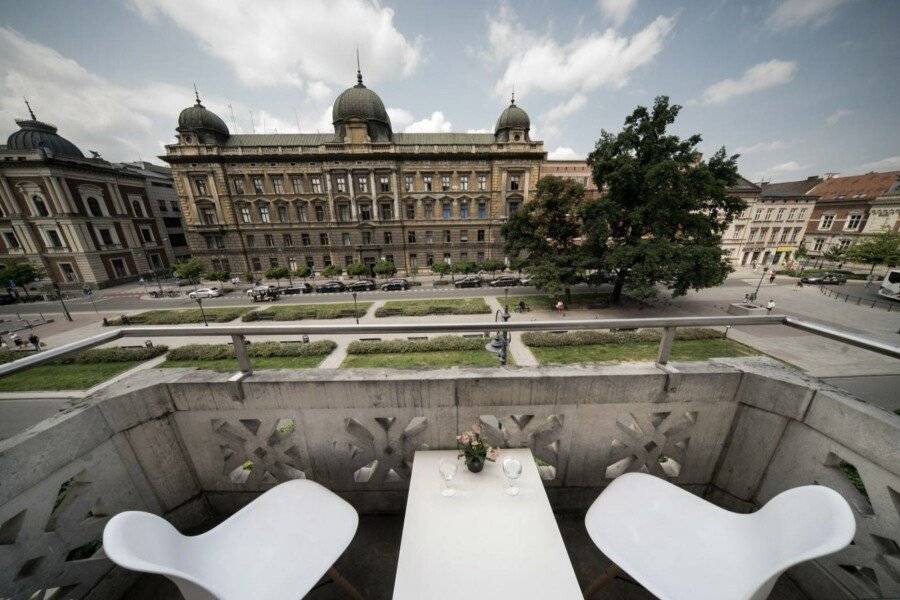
439 458 458 497
502 457 523 496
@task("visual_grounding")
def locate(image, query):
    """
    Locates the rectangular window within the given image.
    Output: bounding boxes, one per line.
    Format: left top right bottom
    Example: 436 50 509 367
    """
305 256 315 269
311 176 322 194
277 205 287 223
291 176 304 194
409 254 417 269
270 257 279 268
380 203 393 220
259 205 271 223
344 255 353 267
320 233 329 246
405 203 415 219
408 230 416 243
839 239 852 249
459 202 469 218
426 254 434 266
246 235 255 247
232 177 245 194
362 231 372 245
477 229 485 242
404 175 413 192
459 176 468 191
47 229 64 247
265 234 274 247
315 205 325 222
460 230 468 243
158 200 166 212
508 201 520 215
379 175 390 192
272 176 284 194
251 176 264 194
338 205 350 222
476 252 484 263
139 228 153 244
283 234 293 247
195 178 208 196
424 203 434 219
820 214 834 229
201 208 217 224
301 233 310 246
426 231 434 244
508 175 520 191
99 229 114 246
754 208 763 220
423 175 432 191
360 205 372 221
384 231 393 244
336 176 347 193
460 252 468 261
478 202 487 219
297 204 307 222
442 202 452 219
787 208 796 220
846 213 862 230
170 201 180 212
342 233 351 246
252 257 262 271
765 208 774 221
441 175 451 192
323 255 332 267
478 175 487 191
443 230 451 243
776 208 785 220
357 176 369 193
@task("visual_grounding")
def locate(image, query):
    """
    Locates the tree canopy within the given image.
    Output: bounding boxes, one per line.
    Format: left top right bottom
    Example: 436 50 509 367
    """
347 261 369 279
846 229 900 273
173 258 205 284
373 260 397 277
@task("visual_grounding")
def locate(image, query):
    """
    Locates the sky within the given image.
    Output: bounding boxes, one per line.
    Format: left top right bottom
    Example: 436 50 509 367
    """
0 0 897 183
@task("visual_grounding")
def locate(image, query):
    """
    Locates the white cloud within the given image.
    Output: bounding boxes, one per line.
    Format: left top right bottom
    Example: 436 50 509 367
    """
130 0 422 91
466 128 492 134
848 156 900 174
766 0 848 31
598 0 638 27
540 93 588 138
734 140 786 154
769 161 811 174
698 59 797 105
386 108 415 131
404 111 452 133
825 108 852 126
486 8 675 99
548 146 584 160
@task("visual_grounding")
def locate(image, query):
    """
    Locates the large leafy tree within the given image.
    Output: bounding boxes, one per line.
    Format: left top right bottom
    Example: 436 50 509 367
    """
846 229 900 275
0 259 44 299
585 96 744 303
502 176 587 300
173 258 205 285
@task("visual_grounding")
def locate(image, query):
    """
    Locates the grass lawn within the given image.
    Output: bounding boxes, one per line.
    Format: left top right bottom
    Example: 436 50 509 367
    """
506 293 611 311
0 361 142 391
108 307 251 325
375 298 490 317
342 350 505 368
244 302 371 321
161 355 326 371
529 338 760 364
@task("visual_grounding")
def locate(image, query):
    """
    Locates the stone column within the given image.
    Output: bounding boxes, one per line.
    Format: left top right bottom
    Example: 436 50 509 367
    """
0 176 16 215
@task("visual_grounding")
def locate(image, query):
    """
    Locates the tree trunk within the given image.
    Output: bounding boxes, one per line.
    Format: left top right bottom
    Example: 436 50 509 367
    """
611 272 626 305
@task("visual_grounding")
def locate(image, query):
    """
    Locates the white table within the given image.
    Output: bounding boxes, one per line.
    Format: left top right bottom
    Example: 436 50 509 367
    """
392 449 583 599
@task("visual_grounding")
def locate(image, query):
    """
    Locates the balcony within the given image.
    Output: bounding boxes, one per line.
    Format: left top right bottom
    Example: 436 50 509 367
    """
0 317 896 600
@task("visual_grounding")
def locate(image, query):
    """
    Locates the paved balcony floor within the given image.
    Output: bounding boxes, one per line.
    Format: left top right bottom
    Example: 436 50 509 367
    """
125 513 810 600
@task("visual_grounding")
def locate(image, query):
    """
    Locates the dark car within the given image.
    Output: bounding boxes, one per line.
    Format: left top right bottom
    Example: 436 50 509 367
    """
800 272 847 285
347 279 377 292
249 288 280 302
454 276 482 288
315 281 347 293
381 278 410 291
280 283 313 295
489 276 520 287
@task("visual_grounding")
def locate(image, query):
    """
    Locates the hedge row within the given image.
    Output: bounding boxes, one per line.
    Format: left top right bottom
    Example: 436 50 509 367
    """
508 293 611 311
522 327 724 347
0 345 168 365
375 298 490 317
242 303 370 321
106 307 250 325
347 335 488 355
166 340 336 361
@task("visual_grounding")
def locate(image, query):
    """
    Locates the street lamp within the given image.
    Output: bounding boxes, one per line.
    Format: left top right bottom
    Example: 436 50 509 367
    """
485 306 511 366
51 281 73 322
194 296 209 326
351 291 359 325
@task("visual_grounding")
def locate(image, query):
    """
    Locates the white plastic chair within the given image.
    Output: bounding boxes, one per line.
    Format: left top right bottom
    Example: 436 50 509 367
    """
584 472 855 600
103 480 363 600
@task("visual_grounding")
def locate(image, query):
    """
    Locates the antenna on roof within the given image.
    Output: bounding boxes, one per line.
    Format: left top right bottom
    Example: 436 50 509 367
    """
511 85 515 105
249 109 256 133
293 108 301 132
193 83 202 105
228 104 238 133
356 46 363 85
23 97 36 120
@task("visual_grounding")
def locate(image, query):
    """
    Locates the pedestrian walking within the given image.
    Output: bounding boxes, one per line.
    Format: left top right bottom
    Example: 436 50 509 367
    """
555 300 565 317
766 299 776 314
768 270 776 284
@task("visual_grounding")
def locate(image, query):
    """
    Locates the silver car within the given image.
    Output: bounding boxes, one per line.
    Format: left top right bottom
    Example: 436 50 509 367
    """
188 287 223 299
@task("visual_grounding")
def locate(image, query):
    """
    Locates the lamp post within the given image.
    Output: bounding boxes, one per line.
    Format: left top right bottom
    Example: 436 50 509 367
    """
194 296 209 326
52 281 73 322
485 306 511 366
351 291 359 325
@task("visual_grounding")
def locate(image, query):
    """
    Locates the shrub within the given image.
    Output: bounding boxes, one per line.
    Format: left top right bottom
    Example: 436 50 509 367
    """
347 335 488 355
106 307 249 325
522 327 724 347
167 340 336 361
242 303 370 321
0 345 168 365
375 298 490 317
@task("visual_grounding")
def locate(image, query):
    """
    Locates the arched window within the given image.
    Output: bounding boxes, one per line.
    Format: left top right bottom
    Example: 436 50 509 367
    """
87 197 102 217
132 200 144 217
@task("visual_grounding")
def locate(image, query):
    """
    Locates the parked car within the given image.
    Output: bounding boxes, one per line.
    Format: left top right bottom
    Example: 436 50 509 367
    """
188 287 223 299
248 288 281 302
315 281 347 293
800 272 847 285
380 278 410 291
519 276 532 286
489 276 520 287
280 283 313 295
347 279 377 292
246 285 276 297
454 276 482 288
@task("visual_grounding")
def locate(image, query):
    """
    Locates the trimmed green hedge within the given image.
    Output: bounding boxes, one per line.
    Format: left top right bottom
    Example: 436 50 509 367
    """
242 303 370 321
167 340 336 361
0 345 168 365
347 335 488 355
507 293 611 311
106 307 250 325
522 327 724 348
375 298 490 317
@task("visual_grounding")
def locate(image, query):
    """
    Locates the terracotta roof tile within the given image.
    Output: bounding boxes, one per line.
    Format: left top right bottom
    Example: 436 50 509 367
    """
759 176 822 197
806 170 900 200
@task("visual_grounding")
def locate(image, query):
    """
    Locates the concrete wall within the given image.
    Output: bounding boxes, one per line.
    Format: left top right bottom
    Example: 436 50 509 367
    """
0 358 897 599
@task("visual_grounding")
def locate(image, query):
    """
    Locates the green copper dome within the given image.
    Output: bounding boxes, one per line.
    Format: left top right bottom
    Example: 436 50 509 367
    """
177 98 229 139
332 71 392 142
6 118 84 159
495 101 530 133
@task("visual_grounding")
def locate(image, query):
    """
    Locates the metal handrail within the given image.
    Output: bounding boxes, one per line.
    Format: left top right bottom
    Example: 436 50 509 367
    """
0 314 896 377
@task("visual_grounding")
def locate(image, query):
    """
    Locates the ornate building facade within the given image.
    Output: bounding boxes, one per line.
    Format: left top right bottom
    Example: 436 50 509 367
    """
0 110 182 288
163 74 546 276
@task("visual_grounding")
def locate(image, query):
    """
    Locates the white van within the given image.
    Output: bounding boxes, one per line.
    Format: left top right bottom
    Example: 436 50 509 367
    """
878 269 900 300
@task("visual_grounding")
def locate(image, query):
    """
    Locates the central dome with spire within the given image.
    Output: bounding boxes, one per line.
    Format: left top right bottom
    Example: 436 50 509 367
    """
494 93 531 142
332 66 392 142
177 87 229 144
6 100 84 159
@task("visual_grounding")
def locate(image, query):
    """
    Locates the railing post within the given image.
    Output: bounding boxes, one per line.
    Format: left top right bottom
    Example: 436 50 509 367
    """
656 326 676 365
232 334 252 375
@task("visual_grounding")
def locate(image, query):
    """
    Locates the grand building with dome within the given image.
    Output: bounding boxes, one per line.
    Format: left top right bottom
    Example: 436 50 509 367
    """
0 107 187 288
162 71 554 277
